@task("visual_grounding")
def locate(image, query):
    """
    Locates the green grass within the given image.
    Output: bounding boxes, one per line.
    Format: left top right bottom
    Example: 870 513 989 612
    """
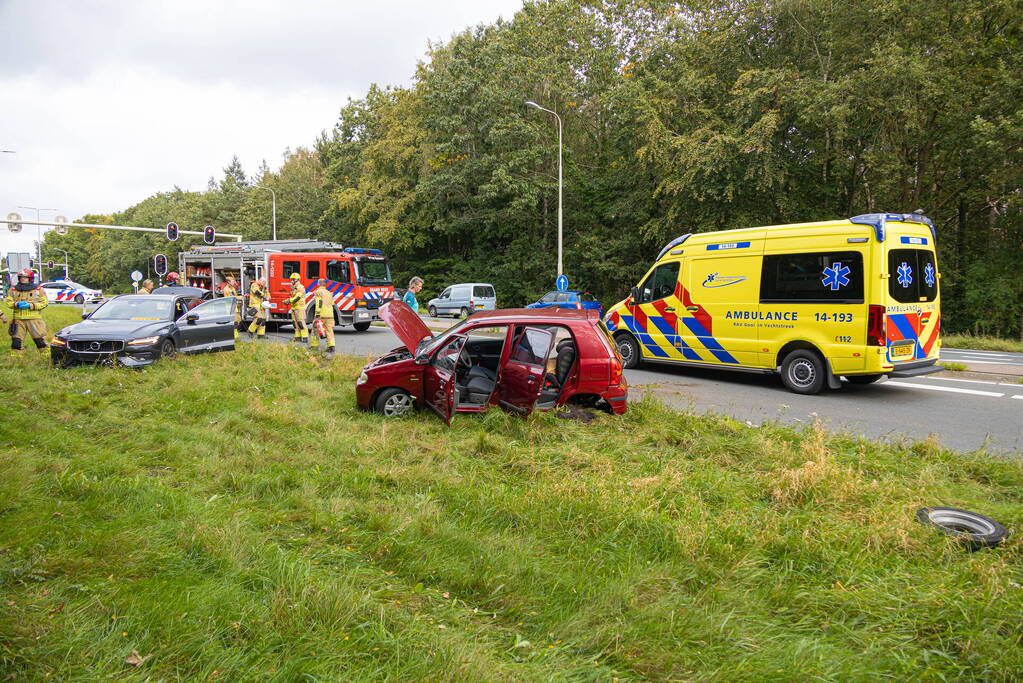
939 361 967 372
942 333 1023 353
2 308 1023 679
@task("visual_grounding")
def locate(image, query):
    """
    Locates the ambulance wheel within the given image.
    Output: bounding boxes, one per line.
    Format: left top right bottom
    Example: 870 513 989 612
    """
781 350 825 394
375 388 416 417
615 332 640 369
428 305 437 318
846 374 883 385
353 322 371 331
74 294 85 304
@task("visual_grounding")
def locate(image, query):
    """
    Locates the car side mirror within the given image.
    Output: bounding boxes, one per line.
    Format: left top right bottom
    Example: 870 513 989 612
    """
630 286 641 304
186 313 199 324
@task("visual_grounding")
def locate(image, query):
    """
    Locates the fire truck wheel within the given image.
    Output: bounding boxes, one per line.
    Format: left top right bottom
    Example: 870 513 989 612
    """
614 332 640 369
353 322 371 331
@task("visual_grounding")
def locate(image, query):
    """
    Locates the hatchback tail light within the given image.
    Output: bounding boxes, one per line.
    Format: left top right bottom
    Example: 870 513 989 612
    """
610 356 623 385
867 305 886 346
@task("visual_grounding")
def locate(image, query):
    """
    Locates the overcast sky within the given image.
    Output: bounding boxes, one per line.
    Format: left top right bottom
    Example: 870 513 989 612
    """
0 0 523 259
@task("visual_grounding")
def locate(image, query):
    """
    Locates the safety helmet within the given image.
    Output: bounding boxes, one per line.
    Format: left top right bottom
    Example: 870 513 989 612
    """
17 268 34 279
290 272 301 280
166 272 180 281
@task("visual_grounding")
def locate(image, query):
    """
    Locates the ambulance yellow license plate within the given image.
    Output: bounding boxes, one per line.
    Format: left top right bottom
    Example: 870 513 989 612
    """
890 342 914 358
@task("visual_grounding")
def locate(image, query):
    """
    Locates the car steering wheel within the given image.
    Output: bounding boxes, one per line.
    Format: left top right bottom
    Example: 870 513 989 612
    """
457 348 472 371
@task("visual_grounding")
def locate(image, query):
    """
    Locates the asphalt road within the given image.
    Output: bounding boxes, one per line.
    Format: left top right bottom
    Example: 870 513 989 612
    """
258 318 1023 455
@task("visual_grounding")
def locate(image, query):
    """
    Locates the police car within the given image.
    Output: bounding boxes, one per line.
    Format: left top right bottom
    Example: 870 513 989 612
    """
40 279 103 304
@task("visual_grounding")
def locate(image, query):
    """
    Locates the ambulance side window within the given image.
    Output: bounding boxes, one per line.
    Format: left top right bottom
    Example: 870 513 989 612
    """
761 251 863 303
638 262 680 303
327 260 349 283
307 261 321 279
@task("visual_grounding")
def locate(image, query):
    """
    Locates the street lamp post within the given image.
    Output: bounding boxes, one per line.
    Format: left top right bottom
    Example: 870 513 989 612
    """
526 101 564 279
17 205 58 272
253 185 277 240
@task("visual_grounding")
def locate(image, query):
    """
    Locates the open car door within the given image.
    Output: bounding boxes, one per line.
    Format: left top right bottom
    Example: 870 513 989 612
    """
176 297 236 353
422 333 466 425
496 326 554 416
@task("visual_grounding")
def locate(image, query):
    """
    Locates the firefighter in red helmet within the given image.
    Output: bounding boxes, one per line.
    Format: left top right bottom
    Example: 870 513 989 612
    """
3 269 49 352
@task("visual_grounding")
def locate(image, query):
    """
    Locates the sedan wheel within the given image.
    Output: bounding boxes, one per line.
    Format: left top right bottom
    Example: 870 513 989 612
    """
159 339 176 359
375 388 415 417
74 294 85 304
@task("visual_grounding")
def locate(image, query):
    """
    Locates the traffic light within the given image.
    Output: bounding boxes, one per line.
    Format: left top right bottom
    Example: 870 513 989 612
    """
47 260 54 269
154 254 168 276
203 225 216 244
166 222 179 241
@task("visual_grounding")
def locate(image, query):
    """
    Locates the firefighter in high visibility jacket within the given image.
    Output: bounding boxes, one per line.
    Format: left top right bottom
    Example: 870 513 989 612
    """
222 276 242 340
286 273 308 343
308 279 335 358
3 269 49 352
246 278 269 339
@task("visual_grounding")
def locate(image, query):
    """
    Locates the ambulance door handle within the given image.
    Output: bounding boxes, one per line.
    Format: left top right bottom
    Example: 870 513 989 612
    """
686 306 699 312
663 306 675 312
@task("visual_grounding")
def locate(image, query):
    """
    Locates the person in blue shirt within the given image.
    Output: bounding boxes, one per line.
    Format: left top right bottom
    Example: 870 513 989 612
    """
401 276 423 312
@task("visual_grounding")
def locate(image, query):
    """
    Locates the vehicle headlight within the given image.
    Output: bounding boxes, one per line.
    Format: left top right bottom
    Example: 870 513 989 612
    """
127 336 160 346
357 371 368 385
51 336 67 347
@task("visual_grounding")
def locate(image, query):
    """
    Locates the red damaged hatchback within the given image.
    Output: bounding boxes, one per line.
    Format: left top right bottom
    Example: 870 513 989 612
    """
356 301 628 423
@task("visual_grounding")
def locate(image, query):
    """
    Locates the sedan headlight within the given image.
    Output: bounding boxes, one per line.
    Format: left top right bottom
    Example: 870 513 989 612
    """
51 336 67 347
127 336 160 346
357 371 368 385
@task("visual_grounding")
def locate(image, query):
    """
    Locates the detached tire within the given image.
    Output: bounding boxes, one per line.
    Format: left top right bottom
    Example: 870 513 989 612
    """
374 388 416 417
916 507 1008 551
615 332 640 369
781 349 826 394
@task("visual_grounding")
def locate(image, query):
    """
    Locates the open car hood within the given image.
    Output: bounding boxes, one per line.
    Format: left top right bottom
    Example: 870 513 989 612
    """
379 300 432 354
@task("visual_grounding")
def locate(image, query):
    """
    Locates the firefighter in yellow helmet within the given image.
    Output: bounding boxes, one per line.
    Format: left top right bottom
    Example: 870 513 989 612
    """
308 278 335 359
286 272 308 343
3 269 49 352
246 277 269 339
139 279 154 294
221 276 242 340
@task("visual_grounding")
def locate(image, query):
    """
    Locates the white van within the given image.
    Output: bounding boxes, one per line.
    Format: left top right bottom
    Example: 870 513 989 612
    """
427 283 497 318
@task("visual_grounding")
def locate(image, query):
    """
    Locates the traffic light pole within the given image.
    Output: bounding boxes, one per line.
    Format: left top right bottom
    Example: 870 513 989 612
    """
3 219 243 241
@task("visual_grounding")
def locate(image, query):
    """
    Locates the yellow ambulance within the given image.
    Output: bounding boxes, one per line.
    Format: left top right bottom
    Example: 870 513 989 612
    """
605 213 941 394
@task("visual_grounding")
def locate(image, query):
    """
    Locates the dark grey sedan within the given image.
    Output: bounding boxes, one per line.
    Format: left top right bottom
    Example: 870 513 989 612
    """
50 294 236 367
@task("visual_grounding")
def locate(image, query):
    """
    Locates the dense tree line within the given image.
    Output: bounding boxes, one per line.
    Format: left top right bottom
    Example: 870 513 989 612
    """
44 0 1023 335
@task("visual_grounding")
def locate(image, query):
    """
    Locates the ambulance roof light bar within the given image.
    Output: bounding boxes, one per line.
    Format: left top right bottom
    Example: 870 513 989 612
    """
656 234 692 261
849 212 935 243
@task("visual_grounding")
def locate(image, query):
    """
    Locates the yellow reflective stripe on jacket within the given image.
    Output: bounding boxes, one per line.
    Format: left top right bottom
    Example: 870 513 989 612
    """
288 285 305 310
3 288 48 320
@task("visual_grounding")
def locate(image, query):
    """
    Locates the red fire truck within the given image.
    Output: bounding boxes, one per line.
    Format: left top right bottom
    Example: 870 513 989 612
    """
178 240 394 331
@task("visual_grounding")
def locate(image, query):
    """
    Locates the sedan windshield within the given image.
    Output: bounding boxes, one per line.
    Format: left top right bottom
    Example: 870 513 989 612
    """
90 298 173 320
356 259 392 285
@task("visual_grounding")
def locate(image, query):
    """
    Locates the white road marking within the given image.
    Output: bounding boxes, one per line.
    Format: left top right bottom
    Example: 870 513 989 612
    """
941 359 1022 366
887 381 1005 397
942 351 1016 359
926 376 1003 386
1012 395 1023 401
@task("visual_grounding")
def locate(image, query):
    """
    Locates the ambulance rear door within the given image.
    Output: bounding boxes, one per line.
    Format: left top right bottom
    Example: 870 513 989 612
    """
883 227 940 364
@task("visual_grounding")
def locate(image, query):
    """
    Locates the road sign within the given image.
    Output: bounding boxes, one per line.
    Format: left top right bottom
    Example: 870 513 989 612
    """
166 222 179 241
203 225 216 244
6 212 22 233
556 274 569 292
130 270 143 282
54 215 68 235
154 254 168 276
